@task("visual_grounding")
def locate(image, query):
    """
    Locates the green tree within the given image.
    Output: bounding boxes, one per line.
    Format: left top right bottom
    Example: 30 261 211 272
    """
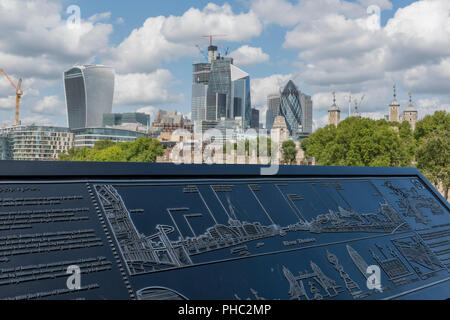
302 117 414 167
414 111 450 199
414 110 450 141
58 137 164 162
416 128 449 199
282 140 297 164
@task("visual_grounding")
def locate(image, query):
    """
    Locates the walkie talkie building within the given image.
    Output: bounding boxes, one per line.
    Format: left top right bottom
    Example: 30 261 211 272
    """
64 65 115 129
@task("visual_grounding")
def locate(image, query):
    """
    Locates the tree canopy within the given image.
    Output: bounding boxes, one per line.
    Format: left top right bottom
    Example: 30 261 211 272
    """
414 111 450 199
58 137 164 162
302 111 449 199
282 140 297 164
301 117 414 167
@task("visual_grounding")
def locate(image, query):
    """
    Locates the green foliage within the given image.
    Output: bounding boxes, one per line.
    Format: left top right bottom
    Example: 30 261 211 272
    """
414 111 450 141
416 128 449 199
302 110 449 198
282 140 297 164
415 112 450 199
58 137 164 162
302 117 414 167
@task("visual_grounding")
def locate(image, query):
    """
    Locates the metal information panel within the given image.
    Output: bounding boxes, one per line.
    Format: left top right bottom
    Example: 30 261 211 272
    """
0 162 449 300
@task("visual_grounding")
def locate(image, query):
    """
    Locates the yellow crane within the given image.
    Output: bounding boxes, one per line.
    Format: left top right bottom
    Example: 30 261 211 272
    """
0 68 22 126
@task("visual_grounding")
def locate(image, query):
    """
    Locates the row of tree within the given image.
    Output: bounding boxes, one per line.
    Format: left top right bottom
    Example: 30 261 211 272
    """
301 111 449 199
58 137 164 162
58 111 448 199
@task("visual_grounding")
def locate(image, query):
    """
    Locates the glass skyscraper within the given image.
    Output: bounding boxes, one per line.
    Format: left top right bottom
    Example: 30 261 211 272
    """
64 65 115 129
279 80 313 138
266 93 281 131
191 46 252 130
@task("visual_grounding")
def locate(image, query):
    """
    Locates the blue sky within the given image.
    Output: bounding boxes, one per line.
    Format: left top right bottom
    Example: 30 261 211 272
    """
1 0 449 129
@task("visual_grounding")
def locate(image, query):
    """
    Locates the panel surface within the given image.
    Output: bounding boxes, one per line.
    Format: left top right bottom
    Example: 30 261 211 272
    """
0 162 449 300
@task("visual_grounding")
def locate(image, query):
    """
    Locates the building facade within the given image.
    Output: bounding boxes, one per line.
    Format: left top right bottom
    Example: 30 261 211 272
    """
328 92 340 127
72 127 147 149
403 92 418 131
191 43 252 131
0 126 73 161
251 108 260 129
279 80 313 138
389 84 400 123
64 65 115 129
266 93 281 131
103 112 150 128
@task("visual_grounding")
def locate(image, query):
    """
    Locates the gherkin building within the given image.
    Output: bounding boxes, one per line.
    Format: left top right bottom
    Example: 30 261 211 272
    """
280 80 303 137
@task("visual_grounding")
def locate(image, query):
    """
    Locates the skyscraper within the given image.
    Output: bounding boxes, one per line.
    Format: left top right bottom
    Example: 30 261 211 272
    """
279 80 313 138
251 108 260 129
191 43 252 130
266 93 281 131
64 65 115 129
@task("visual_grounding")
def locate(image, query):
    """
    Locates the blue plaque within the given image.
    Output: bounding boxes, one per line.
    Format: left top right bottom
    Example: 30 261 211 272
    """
0 161 448 300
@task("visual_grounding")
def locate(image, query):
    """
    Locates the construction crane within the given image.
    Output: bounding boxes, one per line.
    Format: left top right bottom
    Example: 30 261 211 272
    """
202 34 227 46
0 68 22 126
195 44 208 60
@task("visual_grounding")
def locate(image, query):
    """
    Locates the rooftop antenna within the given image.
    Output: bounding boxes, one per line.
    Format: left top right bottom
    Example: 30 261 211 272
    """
201 34 227 63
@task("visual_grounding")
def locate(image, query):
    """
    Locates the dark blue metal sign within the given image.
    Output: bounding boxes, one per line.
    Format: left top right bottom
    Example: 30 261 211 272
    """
0 161 449 300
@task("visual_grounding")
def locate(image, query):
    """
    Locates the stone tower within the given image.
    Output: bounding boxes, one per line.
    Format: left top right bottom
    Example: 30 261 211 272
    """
328 92 340 127
389 84 400 122
403 92 418 130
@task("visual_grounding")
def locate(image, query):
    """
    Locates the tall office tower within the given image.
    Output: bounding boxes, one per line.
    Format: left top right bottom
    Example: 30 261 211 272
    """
251 108 260 129
279 80 313 137
230 64 251 128
403 92 418 131
389 84 400 122
206 92 227 120
328 92 340 127
207 57 233 118
300 92 313 134
64 65 115 129
266 93 281 131
191 42 252 130
191 63 211 122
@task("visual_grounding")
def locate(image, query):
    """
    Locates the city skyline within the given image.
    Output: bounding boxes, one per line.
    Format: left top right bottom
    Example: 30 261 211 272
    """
0 0 450 130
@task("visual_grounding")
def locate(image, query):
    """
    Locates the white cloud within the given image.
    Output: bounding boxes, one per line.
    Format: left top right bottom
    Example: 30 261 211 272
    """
161 3 262 43
415 98 450 118
113 70 185 106
88 12 111 23
32 95 65 115
0 95 15 110
251 73 292 106
107 3 263 73
313 114 329 132
229 45 269 66
116 17 125 24
0 0 113 79
136 106 158 120
251 0 368 27
20 114 52 126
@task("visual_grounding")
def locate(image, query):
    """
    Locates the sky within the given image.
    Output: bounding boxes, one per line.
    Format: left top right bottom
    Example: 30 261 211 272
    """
0 0 450 130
